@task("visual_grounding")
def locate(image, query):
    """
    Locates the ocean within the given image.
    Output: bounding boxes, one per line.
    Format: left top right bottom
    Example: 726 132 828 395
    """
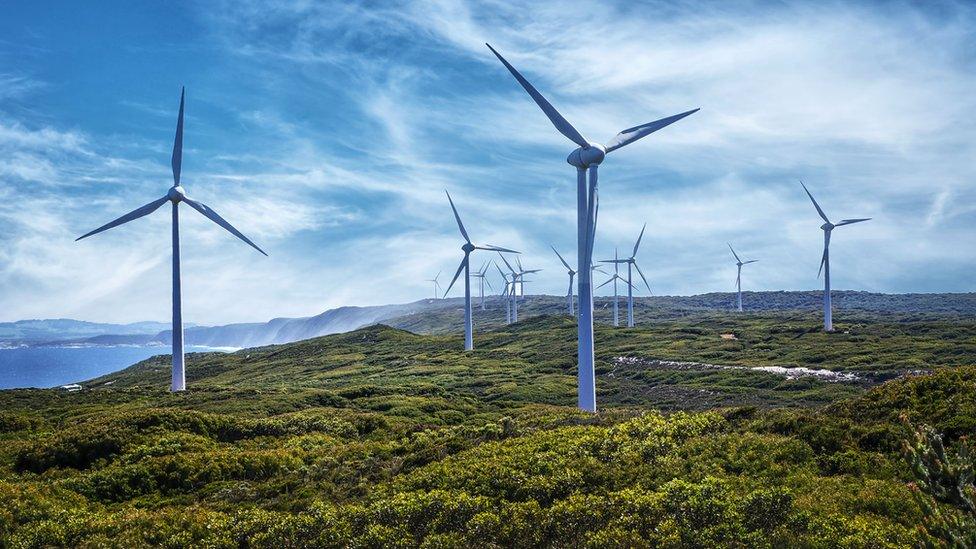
0 345 236 389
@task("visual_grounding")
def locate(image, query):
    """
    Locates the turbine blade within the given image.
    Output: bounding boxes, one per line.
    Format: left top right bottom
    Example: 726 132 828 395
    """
477 244 519 253
172 87 185 186
604 108 700 153
799 180 831 224
817 249 827 279
445 190 471 243
727 242 741 263
485 43 589 148
596 277 614 289
522 269 542 274
497 251 516 273
484 277 493 291
836 218 871 226
182 197 268 256
443 256 467 297
567 276 573 297
743 259 759 264
634 261 652 293
599 259 629 263
551 245 572 271
516 256 523 272
632 222 647 257
76 195 170 241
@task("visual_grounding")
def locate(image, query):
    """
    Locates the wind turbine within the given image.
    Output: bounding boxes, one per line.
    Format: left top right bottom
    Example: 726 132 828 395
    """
515 256 541 300
495 262 513 323
76 88 266 392
471 262 494 310
497 253 521 322
551 245 576 316
487 44 698 412
597 248 624 326
601 224 652 327
800 181 870 332
728 243 758 312
442 191 518 350
425 271 442 300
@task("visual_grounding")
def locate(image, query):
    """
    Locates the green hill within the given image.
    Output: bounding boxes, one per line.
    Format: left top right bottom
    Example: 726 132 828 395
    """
1 311 974 547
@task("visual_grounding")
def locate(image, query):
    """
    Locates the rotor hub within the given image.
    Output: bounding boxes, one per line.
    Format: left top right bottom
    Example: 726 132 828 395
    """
567 143 606 168
821 222 834 231
462 242 475 253
168 185 186 203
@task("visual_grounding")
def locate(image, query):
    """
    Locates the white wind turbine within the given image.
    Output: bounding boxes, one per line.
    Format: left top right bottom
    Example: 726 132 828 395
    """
426 270 442 300
601 224 652 327
495 262 513 324
596 248 627 327
515 256 541 300
497 253 521 322
487 44 698 412
442 191 518 350
800 181 871 332
76 88 266 392
728 243 758 312
551 245 576 316
471 262 494 310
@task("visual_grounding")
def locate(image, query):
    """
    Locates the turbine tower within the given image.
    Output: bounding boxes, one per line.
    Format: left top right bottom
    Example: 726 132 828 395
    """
487 44 697 412
442 191 518 350
76 88 266 392
425 271 442 300
728 243 757 312
551 245 576 316
601 224 652 327
800 181 870 332
471 262 494 310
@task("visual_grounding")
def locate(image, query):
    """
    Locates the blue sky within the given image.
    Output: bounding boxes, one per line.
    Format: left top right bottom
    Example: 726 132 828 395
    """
1 0 975 324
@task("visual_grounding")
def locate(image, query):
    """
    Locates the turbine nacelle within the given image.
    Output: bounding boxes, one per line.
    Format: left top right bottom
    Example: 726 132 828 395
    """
462 242 476 253
168 185 186 203
821 222 834 231
567 143 606 168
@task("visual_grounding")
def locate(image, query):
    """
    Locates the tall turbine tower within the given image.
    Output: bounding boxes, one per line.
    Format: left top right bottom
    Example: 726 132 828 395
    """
76 88 267 392
426 271 442 300
442 191 518 350
728 243 758 312
601 224 652 327
551 245 576 316
800 181 871 332
487 45 697 412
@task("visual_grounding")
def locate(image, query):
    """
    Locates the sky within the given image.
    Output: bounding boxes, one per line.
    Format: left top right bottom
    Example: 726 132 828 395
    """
1 0 974 325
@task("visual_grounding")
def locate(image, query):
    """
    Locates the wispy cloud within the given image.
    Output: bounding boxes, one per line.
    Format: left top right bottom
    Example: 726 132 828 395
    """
0 0 974 323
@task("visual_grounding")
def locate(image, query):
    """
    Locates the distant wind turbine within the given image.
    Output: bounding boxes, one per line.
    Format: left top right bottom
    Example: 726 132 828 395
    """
495 262 513 324
728 243 758 312
514 256 541 300
601 224 652 327
487 44 698 412
800 181 871 332
76 88 266 392
442 191 518 350
551 245 576 316
471 262 494 310
596 248 626 327
497 252 521 322
426 270 442 300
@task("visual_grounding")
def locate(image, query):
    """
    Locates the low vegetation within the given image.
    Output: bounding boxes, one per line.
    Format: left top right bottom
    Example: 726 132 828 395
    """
0 308 974 547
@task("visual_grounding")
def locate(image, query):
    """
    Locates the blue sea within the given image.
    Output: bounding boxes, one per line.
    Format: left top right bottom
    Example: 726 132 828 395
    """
0 345 236 389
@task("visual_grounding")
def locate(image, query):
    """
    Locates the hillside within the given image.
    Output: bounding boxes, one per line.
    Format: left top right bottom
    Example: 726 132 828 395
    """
1 309 975 546
13 291 976 349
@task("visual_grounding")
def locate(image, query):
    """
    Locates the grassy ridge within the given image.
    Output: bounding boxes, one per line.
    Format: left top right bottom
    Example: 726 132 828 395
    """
0 309 974 546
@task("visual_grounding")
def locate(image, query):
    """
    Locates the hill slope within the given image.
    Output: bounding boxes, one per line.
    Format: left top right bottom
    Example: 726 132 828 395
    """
1 312 974 546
